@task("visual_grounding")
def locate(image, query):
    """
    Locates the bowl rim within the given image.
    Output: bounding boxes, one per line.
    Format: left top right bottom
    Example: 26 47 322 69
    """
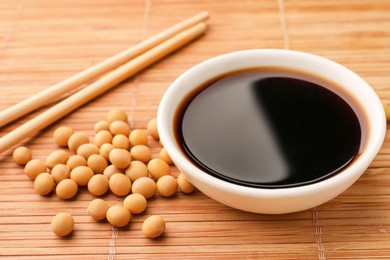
157 49 386 198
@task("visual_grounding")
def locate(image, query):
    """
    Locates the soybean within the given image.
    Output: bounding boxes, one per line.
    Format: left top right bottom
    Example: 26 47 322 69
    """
88 199 109 221
109 120 131 136
103 164 123 180
70 166 94 186
160 148 173 165
125 161 148 182
51 164 70 183
94 130 113 147
109 173 131 197
88 174 109 196
13 146 32 165
24 159 46 180
131 177 156 199
56 179 78 199
106 205 131 227
130 145 152 163
142 215 165 238
177 173 195 194
51 212 74 237
147 118 159 140
46 150 69 169
94 120 110 133
109 149 131 169
87 154 108 174
53 126 74 147
107 109 128 123
77 143 99 159
34 172 54 195
112 134 130 150
68 132 89 152
123 194 147 214
129 129 148 146
99 143 114 161
148 158 170 180
156 175 177 197
66 155 87 170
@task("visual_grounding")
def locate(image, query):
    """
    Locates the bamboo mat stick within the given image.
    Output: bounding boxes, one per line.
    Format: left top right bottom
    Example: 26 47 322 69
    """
0 11 209 128
0 22 207 154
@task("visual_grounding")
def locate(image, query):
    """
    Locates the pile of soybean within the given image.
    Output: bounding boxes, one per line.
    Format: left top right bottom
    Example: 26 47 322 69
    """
13 109 195 238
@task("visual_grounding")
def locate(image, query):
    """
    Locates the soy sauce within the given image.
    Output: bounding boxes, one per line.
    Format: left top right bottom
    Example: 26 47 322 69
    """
174 68 362 188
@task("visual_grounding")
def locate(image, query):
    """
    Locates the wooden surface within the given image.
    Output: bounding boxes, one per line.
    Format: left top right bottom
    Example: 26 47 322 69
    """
1 0 390 259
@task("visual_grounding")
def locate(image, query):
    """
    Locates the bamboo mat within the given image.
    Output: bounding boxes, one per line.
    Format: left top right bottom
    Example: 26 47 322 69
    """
1 0 390 259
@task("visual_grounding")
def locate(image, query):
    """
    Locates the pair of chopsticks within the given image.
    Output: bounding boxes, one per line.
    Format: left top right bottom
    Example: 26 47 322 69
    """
0 11 209 154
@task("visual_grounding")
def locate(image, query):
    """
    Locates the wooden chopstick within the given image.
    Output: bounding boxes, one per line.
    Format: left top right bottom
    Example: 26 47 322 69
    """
0 11 209 128
0 22 207 154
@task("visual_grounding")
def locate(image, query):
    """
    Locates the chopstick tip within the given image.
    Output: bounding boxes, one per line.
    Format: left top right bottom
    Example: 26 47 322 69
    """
199 11 210 20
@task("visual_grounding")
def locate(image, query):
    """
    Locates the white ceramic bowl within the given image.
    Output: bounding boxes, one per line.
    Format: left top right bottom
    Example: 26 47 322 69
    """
157 49 386 214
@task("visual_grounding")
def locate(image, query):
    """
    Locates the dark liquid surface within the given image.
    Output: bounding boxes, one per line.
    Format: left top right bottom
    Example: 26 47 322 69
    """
177 70 362 188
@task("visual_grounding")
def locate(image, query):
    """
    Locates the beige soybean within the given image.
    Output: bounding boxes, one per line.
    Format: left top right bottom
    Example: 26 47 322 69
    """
68 131 89 152
112 134 130 150
66 155 87 170
99 143 114 161
106 205 131 227
94 130 113 147
129 129 148 146
24 159 47 180
51 164 70 183
147 118 159 140
56 179 78 199
148 158 170 180
51 212 74 237
142 215 165 238
34 172 54 195
157 175 177 197
131 177 156 199
103 164 123 179
159 148 173 165
177 173 195 194
70 166 94 186
109 173 131 196
77 143 99 159
130 145 152 163
87 154 108 174
123 194 147 214
109 120 131 136
125 161 148 182
88 199 109 221
13 146 32 165
107 109 128 123
87 174 109 196
46 150 69 169
94 120 110 133
53 126 74 147
109 149 131 169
